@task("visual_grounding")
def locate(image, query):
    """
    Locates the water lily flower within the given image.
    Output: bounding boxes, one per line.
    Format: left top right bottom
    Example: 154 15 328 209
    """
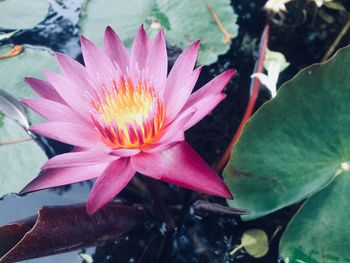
20 26 235 214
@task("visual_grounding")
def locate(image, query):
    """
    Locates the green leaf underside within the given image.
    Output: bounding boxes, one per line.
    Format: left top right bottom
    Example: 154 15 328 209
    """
280 171 350 263
80 0 238 65
224 45 350 220
0 117 47 197
0 0 49 29
0 46 58 124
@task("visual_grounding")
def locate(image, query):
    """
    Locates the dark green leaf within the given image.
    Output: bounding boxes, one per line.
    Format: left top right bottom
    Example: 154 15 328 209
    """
224 45 350 219
280 171 350 263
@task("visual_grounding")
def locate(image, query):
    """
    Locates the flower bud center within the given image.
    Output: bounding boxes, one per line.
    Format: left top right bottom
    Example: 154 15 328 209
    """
91 77 165 148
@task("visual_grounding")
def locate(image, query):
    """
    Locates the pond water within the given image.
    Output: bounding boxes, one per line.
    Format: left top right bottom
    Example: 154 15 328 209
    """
1 0 350 262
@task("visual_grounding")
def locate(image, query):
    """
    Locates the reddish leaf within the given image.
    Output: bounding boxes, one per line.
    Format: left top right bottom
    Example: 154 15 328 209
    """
0 202 148 263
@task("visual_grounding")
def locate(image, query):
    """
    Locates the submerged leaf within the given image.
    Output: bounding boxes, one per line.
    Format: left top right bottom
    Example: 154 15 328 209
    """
0 203 148 262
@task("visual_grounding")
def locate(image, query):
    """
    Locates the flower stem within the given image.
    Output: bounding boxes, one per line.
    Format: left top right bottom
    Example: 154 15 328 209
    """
207 4 234 45
215 22 270 173
144 177 175 230
321 19 350 62
0 45 24 59
229 243 244 256
0 137 32 146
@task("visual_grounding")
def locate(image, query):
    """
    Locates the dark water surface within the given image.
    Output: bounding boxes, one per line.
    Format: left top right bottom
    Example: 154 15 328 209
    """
1 0 350 262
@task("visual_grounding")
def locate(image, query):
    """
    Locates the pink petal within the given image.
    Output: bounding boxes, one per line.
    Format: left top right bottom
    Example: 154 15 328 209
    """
134 141 232 199
42 150 119 169
21 98 86 124
146 29 167 91
130 25 151 78
24 77 64 103
186 69 236 106
164 66 202 122
164 41 200 113
80 35 120 92
182 93 226 130
104 26 129 73
44 71 91 120
156 107 195 145
55 52 94 94
29 121 105 149
110 148 140 157
86 158 135 214
141 141 180 153
130 153 162 179
20 163 107 194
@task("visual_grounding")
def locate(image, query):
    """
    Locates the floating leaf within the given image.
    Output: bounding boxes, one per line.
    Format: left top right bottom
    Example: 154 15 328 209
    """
0 203 148 262
280 171 350 263
80 0 238 65
0 89 29 129
224 45 350 219
0 45 58 124
242 229 269 258
0 116 47 197
0 0 49 30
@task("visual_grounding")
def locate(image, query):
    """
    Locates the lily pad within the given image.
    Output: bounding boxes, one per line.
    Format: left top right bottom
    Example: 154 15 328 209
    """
80 0 238 65
0 0 49 30
224 45 350 220
0 45 58 124
242 229 269 258
280 171 350 263
0 116 47 197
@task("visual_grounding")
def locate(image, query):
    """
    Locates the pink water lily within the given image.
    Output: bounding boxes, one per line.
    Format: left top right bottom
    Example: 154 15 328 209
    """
21 26 235 214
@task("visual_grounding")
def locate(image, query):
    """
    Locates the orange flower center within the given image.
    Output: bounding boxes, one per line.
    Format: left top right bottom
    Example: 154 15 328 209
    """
91 77 165 149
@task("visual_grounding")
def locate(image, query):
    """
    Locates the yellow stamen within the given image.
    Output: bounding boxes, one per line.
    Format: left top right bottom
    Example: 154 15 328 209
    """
92 77 165 149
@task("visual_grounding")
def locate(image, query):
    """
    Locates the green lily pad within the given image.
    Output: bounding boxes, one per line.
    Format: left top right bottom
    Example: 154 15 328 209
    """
0 0 49 29
0 116 47 197
0 46 58 124
280 171 350 263
80 0 238 65
224 45 350 220
242 229 269 258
